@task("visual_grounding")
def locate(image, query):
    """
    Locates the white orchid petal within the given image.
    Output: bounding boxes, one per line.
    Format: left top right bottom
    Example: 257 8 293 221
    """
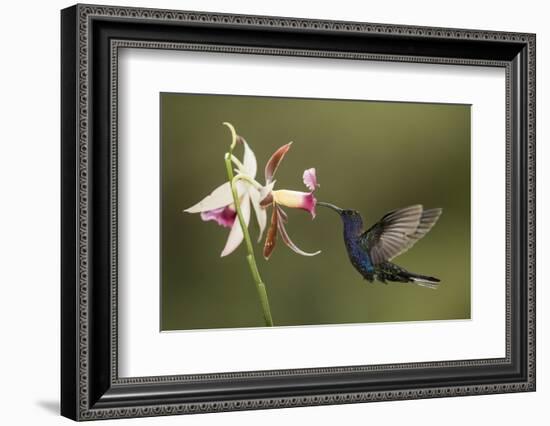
184 181 245 213
240 137 257 178
249 188 267 242
220 193 251 257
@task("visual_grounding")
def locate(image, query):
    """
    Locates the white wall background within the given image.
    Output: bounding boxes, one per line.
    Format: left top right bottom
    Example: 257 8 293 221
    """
0 0 546 424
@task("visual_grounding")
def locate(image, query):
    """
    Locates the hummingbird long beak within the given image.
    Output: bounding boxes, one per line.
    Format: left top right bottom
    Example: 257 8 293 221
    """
317 201 344 214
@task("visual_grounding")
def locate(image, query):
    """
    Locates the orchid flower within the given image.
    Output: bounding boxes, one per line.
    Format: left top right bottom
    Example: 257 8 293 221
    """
184 136 267 257
184 123 323 326
259 143 321 259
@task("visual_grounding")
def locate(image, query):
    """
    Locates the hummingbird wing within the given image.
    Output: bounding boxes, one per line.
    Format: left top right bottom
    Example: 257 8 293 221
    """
360 205 442 265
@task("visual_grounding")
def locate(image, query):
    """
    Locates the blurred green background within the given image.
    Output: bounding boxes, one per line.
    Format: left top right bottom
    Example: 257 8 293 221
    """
160 93 471 331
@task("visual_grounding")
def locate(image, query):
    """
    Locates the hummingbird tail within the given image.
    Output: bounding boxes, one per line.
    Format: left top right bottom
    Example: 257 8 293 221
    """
408 273 441 290
374 262 440 289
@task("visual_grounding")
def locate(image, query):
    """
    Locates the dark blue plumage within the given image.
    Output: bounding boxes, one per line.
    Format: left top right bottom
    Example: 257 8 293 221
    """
341 211 375 277
318 202 443 288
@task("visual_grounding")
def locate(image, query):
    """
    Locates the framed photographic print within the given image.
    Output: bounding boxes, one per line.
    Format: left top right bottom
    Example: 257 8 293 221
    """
61 3 536 421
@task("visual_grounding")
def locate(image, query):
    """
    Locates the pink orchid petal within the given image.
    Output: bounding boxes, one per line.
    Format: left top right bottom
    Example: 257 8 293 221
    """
265 142 292 183
272 190 317 218
184 181 245 213
263 207 278 260
220 194 251 257
303 168 319 191
200 206 236 228
239 136 257 178
249 187 267 242
276 207 321 257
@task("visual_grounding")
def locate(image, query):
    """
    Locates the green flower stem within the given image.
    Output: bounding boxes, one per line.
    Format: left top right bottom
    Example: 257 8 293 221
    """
223 123 274 327
233 173 263 190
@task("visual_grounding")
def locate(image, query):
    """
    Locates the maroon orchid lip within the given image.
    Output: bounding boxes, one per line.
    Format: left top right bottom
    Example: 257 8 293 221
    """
200 206 237 228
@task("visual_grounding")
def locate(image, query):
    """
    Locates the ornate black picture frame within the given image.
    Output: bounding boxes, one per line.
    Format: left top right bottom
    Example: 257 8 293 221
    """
61 3 535 421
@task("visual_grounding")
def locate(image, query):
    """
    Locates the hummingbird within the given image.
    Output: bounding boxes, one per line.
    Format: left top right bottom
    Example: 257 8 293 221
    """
317 202 443 289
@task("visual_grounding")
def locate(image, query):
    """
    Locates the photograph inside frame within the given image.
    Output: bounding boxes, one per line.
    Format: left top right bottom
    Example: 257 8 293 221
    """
160 93 471 331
